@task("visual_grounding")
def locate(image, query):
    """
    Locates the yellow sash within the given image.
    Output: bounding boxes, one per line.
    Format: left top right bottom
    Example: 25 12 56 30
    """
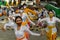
47 26 55 40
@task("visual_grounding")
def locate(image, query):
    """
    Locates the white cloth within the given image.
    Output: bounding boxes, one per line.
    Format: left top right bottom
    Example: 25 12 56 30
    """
45 27 57 34
40 17 60 26
4 22 40 38
39 17 60 34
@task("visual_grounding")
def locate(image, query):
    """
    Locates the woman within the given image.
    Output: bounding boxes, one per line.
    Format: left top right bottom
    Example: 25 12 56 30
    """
3 16 40 40
39 10 60 40
21 5 37 40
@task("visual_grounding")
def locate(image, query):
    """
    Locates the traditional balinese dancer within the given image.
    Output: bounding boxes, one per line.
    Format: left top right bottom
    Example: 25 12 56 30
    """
21 4 38 40
39 10 60 40
3 16 40 40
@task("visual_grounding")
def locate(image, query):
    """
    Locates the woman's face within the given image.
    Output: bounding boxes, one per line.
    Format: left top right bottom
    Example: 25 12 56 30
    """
49 11 54 18
23 6 27 8
16 18 22 24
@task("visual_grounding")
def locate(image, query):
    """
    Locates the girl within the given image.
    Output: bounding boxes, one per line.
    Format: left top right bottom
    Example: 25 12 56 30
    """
39 10 60 40
20 5 37 40
22 12 36 40
3 16 40 40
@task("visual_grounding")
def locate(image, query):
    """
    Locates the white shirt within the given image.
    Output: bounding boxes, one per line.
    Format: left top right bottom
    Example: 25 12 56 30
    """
40 17 60 26
39 17 60 34
4 22 40 38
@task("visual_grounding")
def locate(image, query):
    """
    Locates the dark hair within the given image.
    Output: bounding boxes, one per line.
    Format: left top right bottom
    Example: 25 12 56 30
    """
19 5 23 9
48 10 54 14
23 3 26 6
3 8 6 10
15 16 22 22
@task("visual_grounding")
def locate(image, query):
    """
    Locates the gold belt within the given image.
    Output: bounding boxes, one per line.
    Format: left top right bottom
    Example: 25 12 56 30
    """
47 26 55 29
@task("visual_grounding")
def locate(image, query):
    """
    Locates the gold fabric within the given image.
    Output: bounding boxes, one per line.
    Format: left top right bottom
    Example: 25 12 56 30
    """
46 26 57 40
